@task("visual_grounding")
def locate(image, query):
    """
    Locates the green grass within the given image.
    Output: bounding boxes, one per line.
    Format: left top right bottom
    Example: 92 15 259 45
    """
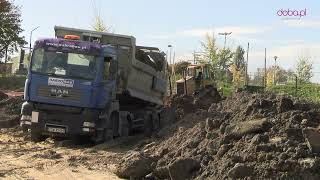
221 84 236 97
268 83 320 102
0 74 26 91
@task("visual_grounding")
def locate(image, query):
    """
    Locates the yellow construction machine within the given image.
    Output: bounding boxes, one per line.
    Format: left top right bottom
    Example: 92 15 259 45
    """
176 64 215 95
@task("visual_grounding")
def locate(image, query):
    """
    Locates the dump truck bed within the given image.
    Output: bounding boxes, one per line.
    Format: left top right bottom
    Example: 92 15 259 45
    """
54 26 166 105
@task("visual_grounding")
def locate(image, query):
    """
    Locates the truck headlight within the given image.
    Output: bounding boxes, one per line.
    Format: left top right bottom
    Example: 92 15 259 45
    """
83 122 95 127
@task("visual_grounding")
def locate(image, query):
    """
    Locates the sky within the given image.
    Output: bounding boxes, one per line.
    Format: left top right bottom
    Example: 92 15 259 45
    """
14 0 320 81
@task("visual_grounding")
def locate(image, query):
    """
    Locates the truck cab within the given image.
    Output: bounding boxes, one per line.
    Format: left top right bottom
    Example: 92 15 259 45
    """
21 36 119 142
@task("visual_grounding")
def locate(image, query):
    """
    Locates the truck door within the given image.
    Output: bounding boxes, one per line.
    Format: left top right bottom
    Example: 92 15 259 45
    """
97 56 118 114
102 56 117 100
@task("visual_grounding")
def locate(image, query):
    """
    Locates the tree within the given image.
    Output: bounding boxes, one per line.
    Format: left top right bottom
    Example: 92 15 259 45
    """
230 64 244 87
200 33 219 71
217 48 233 71
296 56 312 83
263 66 295 87
91 0 109 32
201 33 233 81
92 14 108 32
174 61 191 75
216 48 233 83
230 46 245 86
0 0 26 59
233 46 245 70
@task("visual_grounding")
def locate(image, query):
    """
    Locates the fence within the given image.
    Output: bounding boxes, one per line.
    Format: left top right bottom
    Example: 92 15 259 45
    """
247 71 320 101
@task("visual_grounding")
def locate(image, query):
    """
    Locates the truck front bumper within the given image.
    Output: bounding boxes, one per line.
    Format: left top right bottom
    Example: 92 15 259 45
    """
20 102 100 137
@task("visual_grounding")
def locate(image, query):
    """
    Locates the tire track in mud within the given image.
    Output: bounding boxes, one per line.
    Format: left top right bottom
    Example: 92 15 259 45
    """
0 127 129 179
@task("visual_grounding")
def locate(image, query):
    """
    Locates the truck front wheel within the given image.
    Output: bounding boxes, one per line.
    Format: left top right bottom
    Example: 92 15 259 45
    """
30 130 45 142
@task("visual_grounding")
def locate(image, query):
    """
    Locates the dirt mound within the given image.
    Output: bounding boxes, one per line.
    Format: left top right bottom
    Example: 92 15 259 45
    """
0 91 8 101
0 96 24 115
165 87 221 120
0 94 24 128
117 91 320 179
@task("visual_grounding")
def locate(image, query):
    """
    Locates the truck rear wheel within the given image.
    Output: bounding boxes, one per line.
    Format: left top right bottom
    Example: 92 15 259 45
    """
31 130 45 142
152 113 160 131
111 112 119 137
144 113 153 137
120 115 132 137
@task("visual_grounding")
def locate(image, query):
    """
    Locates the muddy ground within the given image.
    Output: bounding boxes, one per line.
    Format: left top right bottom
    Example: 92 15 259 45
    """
115 91 320 180
1 88 320 179
0 127 121 179
0 91 132 179
0 88 221 180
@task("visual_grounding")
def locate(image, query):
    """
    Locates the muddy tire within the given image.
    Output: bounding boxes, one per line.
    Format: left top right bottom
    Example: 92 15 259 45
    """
153 113 160 131
111 112 119 137
103 112 119 142
22 126 28 133
30 131 45 142
120 115 133 137
103 129 113 142
144 113 153 137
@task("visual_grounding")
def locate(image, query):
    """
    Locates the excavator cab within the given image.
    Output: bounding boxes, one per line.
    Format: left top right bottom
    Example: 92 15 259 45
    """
176 64 214 95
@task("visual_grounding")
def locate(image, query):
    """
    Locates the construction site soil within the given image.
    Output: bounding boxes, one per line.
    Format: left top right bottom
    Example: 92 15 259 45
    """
1 89 320 179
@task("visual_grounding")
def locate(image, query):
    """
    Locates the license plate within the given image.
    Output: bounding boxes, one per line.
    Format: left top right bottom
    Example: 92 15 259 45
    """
47 127 66 134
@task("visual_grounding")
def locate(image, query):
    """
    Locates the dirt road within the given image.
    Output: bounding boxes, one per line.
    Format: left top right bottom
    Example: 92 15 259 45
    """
0 127 146 179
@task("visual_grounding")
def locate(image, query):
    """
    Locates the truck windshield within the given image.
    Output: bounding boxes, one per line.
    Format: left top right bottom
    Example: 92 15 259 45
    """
31 48 98 80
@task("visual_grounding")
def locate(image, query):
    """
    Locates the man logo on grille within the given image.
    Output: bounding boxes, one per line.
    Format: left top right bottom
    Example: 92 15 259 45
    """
50 88 69 97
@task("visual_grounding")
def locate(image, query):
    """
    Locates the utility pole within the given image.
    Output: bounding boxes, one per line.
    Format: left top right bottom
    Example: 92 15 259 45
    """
29 26 40 51
166 50 168 62
172 51 176 76
168 45 173 95
29 26 40 59
168 45 172 64
264 48 267 88
193 50 196 64
273 56 278 86
245 42 249 86
172 51 176 91
218 32 232 49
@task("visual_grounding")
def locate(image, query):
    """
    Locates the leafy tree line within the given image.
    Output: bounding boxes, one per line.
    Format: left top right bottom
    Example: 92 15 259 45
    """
171 33 246 87
253 56 313 87
175 33 314 88
200 33 246 87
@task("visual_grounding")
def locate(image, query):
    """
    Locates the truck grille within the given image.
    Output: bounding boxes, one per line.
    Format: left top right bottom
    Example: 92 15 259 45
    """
37 85 82 102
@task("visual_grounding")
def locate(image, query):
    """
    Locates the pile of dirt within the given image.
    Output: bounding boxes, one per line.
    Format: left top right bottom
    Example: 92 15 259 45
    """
165 87 221 120
116 91 320 179
0 96 24 114
0 91 8 101
0 91 24 128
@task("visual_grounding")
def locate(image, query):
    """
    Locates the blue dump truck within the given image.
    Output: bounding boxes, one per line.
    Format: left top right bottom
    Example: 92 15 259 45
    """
20 26 167 143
